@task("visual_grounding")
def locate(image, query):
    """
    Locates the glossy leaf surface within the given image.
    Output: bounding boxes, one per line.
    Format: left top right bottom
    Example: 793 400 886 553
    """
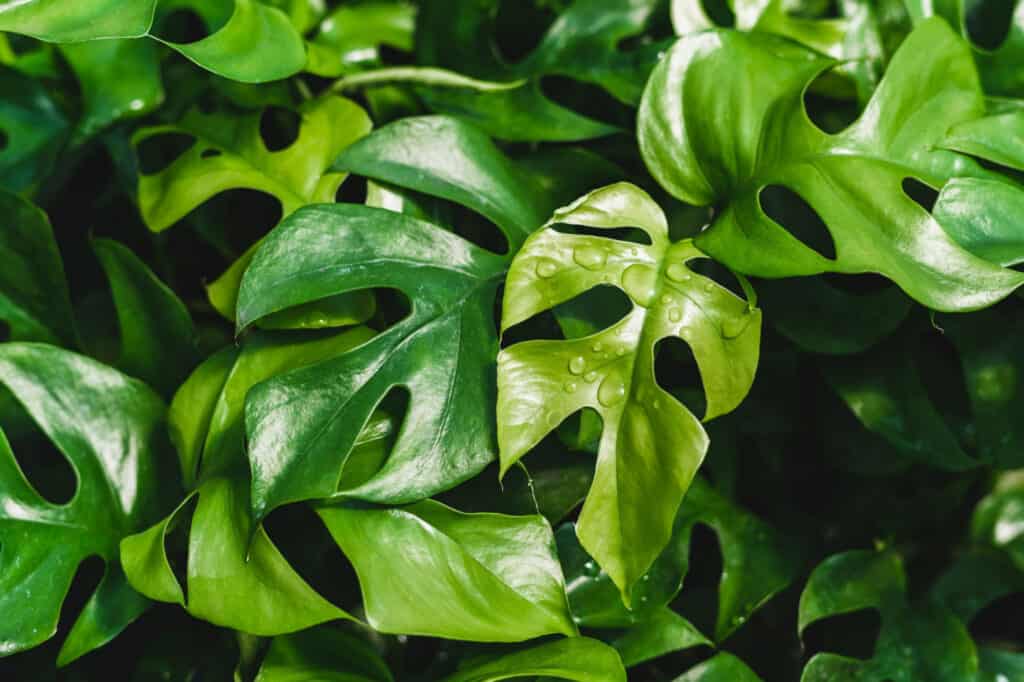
639 18 1024 311
0 344 167 660
499 182 760 596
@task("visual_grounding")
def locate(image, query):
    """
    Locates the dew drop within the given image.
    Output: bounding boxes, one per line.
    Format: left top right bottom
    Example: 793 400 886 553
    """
592 341 604 353
652 399 661 409
564 381 579 393
703 281 714 293
666 263 691 282
621 263 658 307
597 372 627 407
583 560 599 576
668 308 682 323
536 258 558 278
584 371 599 383
660 294 673 304
573 245 608 271
569 356 586 375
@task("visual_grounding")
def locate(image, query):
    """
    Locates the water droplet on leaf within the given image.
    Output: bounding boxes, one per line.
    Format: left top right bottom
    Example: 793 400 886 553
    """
666 263 690 282
597 372 627 407
569 356 586 374
573 245 608 271
621 263 658 307
536 259 558 278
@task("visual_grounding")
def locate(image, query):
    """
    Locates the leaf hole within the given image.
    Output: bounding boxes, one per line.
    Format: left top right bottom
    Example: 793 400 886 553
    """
687 258 747 299
549 223 653 245
259 107 302 152
965 0 1016 50
803 68 862 134
902 177 939 213
969 590 1024 645
263 502 360 608
59 555 107 635
801 608 881 661
616 3 674 51
6 419 78 506
335 175 368 205
539 75 635 129
153 8 216 44
673 523 723 636
0 128 8 152
493 0 558 63
701 0 736 26
338 410 398 491
199 148 222 159
365 287 412 331
187 189 283 256
655 337 707 419
136 133 196 175
552 285 633 339
820 272 894 295
759 185 837 260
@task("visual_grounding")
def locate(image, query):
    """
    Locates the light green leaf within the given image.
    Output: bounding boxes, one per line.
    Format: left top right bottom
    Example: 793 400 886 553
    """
133 94 372 318
318 500 577 641
59 39 164 142
0 190 74 345
440 638 626 682
306 1 416 77
498 182 760 597
0 0 158 41
971 479 1024 570
0 344 169 662
611 607 710 667
673 653 764 681
638 18 1024 312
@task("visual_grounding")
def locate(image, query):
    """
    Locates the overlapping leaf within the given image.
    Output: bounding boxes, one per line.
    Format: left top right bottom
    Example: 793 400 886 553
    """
639 18 1024 311
238 115 621 522
499 182 761 596
439 638 626 681
134 94 373 318
415 0 669 141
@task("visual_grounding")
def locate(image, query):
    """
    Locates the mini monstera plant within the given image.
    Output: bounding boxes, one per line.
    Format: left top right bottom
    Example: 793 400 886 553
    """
2 1 1024 680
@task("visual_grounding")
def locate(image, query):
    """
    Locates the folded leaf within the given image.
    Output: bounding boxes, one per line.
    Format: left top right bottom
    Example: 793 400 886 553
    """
639 18 1024 311
319 500 576 641
499 182 760 596
0 344 169 662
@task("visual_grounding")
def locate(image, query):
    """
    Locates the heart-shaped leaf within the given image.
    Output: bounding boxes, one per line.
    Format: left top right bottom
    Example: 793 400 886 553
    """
639 18 1024 312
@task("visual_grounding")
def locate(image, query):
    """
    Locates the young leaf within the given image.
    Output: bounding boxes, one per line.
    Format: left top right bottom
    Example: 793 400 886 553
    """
0 344 170 662
439 638 626 681
498 182 761 597
133 95 372 318
318 500 577 641
639 18 1024 311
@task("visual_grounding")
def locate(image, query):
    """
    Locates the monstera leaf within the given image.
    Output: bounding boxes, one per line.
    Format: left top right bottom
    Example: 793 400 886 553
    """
414 0 668 141
0 344 170 664
305 1 416 78
0 65 68 194
674 653 765 681
438 638 626 681
639 18 1024 312
799 549 979 682
121 328 384 635
0 0 305 83
558 477 801 639
134 94 373 318
498 182 761 596
971 477 1024 571
254 627 393 682
237 115 621 523
905 0 1024 96
671 0 886 99
319 500 577 641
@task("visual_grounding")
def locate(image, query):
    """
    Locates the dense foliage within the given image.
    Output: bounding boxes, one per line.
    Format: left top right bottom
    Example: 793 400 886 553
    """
2 1 1024 680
